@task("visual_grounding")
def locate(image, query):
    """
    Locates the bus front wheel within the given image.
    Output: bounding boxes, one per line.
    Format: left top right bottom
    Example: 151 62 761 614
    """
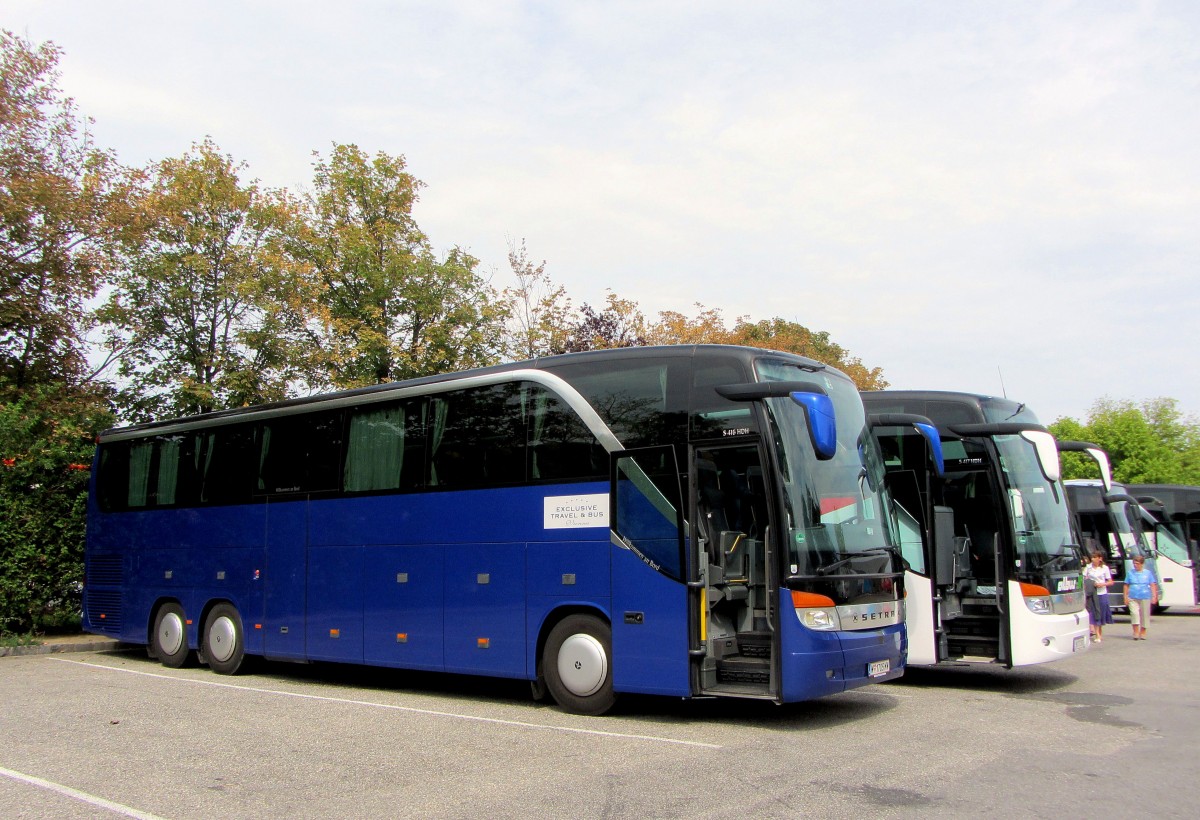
151 602 192 668
203 603 245 675
543 614 616 716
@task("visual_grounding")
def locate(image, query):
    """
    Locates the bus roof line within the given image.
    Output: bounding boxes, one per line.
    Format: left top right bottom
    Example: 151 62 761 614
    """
100 369 625 453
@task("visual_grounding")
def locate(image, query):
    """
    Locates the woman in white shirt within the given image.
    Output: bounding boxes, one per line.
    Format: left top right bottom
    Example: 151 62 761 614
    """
1083 551 1114 642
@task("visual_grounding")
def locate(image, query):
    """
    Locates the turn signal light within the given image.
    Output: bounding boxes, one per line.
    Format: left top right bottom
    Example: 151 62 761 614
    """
791 590 836 608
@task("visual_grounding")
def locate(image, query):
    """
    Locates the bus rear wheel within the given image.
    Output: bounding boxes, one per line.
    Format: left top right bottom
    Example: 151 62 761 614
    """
151 602 192 668
543 614 616 716
203 603 245 675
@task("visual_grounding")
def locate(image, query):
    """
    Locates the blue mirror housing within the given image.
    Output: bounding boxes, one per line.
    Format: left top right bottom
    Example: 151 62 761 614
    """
790 391 837 460
914 422 945 476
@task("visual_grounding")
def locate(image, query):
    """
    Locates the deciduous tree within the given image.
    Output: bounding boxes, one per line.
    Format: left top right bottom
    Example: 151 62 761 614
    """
560 291 648 352
98 139 307 418
644 304 735 346
502 238 573 360
304 144 505 386
730 317 888 389
0 30 132 391
1050 398 1200 484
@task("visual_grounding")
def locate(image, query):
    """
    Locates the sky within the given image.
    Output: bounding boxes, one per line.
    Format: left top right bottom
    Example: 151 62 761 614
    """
7 0 1199 423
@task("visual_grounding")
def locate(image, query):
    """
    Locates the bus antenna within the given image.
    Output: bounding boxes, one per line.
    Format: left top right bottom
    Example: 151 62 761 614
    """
997 366 1007 398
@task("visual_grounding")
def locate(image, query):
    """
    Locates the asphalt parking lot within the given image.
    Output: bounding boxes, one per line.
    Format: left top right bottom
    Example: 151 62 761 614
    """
3 610 1199 819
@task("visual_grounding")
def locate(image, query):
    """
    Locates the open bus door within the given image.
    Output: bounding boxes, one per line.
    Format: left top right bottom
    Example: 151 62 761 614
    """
932 436 1014 664
691 443 775 699
867 413 965 665
610 447 691 699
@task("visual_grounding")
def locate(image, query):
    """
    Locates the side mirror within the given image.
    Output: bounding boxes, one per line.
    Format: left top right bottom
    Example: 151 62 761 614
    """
915 422 945 477
1057 440 1113 491
865 412 944 476
1021 430 1061 482
1088 447 1113 491
791 391 837 460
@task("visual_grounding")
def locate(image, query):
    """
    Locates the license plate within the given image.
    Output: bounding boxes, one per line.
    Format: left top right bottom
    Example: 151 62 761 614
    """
867 659 890 678
1074 636 1086 652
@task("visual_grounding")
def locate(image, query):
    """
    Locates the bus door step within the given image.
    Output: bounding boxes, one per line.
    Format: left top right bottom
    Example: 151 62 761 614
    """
717 656 770 685
737 632 772 659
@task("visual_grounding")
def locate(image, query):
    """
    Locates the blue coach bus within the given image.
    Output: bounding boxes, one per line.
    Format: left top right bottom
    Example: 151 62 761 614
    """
84 345 906 714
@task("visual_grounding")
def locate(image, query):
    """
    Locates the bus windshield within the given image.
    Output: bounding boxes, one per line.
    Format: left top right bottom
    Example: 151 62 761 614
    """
1109 500 1143 554
1151 521 1192 564
756 362 899 583
993 434 1076 569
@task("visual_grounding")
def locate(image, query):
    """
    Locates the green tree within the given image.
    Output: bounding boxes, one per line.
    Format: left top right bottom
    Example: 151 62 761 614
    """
1046 415 1103 480
1049 398 1200 484
304 144 506 386
0 30 132 389
98 139 308 418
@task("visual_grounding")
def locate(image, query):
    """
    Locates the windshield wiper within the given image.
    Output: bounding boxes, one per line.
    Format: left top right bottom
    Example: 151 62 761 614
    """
815 546 898 576
1036 553 1076 572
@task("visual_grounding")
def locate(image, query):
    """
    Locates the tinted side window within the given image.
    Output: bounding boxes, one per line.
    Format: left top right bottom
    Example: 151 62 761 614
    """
690 358 754 439
527 384 606 483
546 358 689 449
344 398 426 493
97 433 197 510
257 411 343 496
96 441 131 512
198 425 255 505
430 383 526 489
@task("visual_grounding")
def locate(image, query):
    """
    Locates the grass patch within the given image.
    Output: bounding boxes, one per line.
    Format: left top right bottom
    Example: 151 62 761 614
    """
0 632 40 648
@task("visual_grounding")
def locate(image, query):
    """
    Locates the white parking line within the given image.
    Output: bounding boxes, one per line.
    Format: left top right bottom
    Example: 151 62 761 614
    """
53 658 723 750
0 765 168 820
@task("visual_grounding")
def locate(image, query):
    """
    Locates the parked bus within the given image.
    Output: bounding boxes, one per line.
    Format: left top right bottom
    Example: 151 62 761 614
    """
860 391 1087 667
84 345 907 714
1064 479 1140 608
1128 485 1200 605
1123 485 1200 605
1059 441 1197 611
1130 485 1200 563
1130 500 1198 610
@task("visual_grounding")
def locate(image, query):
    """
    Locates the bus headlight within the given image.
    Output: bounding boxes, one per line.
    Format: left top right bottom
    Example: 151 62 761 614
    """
1020 582 1052 614
792 590 841 631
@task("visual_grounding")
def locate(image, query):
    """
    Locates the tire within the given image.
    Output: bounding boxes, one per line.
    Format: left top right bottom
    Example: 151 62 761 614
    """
1152 604 1169 615
202 602 246 675
151 602 192 668
543 614 616 716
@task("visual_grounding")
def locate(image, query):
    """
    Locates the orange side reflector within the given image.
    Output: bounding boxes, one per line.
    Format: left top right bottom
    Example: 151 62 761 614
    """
792 590 836 608
396 633 407 643
477 637 490 649
330 629 340 638
1020 582 1051 597
99 613 106 619
186 619 193 625
254 623 262 630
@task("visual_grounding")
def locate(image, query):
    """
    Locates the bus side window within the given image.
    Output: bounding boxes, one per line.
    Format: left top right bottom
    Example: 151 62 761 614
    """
258 411 343 496
198 425 255 505
527 385 606 484
97 442 131 512
429 384 526 489
344 399 423 493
